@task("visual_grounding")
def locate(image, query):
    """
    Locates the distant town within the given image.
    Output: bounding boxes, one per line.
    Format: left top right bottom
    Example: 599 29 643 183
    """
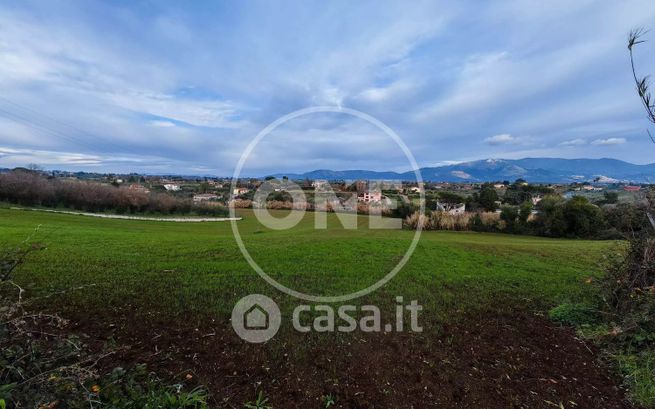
1 166 646 216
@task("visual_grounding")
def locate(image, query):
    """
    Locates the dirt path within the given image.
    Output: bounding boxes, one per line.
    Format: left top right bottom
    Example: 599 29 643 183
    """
68 310 635 409
9 207 241 222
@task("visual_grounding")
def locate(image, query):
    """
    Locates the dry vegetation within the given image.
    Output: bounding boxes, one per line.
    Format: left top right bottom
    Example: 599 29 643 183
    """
0 170 227 216
405 211 500 231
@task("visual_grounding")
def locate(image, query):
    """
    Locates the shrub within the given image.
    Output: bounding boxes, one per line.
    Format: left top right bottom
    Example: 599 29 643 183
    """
470 212 501 232
478 184 499 211
230 199 253 209
0 170 228 217
549 303 601 326
603 203 650 236
534 195 605 238
518 201 533 223
500 206 519 231
392 202 418 219
404 211 429 229
598 237 655 344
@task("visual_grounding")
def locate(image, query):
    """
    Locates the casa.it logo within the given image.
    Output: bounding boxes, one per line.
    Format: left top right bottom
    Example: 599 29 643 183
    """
231 294 423 343
231 294 282 344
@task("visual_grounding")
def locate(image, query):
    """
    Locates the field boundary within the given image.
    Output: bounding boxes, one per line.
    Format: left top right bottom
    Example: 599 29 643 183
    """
8 207 242 222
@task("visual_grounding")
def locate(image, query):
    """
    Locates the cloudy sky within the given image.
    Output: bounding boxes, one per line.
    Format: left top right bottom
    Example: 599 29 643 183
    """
2 0 655 175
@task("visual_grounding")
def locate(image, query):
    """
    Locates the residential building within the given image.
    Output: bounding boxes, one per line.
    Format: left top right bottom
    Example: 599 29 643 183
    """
435 201 466 215
311 180 330 191
232 187 249 196
163 184 180 191
358 191 382 203
193 193 219 202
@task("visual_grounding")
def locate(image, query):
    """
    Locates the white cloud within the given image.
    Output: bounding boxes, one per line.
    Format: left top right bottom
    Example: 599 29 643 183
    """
560 138 587 146
356 80 417 103
149 120 176 128
0 145 221 172
591 137 626 146
415 41 607 122
484 134 516 145
0 9 245 129
105 91 243 129
0 146 104 166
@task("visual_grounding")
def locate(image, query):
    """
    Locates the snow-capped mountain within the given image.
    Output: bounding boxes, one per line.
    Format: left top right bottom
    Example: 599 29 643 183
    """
271 158 655 183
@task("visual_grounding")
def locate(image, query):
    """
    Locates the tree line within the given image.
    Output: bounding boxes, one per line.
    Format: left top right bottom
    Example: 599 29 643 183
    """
406 193 649 239
0 169 228 216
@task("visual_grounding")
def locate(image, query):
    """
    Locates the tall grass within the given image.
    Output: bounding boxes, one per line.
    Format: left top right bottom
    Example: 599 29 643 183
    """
404 211 500 231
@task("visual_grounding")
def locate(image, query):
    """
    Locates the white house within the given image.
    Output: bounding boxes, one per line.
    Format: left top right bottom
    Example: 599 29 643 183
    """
311 179 330 190
358 191 382 203
163 184 180 191
435 201 466 215
232 187 249 196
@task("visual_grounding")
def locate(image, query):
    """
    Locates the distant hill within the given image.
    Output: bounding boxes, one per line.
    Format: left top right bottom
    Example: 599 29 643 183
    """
270 158 655 183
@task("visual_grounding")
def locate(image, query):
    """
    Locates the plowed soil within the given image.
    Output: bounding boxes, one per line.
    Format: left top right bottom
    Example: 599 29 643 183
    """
68 310 635 409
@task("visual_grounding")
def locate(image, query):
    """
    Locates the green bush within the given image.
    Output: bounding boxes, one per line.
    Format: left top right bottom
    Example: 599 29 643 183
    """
599 237 655 342
549 303 601 327
534 195 605 238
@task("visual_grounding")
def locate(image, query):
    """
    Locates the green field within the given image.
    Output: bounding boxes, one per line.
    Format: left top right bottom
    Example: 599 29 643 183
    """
0 207 615 327
2 207 638 408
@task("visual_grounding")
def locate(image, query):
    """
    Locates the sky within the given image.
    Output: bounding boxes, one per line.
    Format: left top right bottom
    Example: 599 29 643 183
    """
2 0 655 176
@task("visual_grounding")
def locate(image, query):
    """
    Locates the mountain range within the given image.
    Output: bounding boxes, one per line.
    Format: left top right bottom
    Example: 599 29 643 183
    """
270 158 655 183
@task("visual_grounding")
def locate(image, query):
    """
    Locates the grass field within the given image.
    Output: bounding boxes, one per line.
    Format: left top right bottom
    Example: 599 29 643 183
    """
2 206 638 408
0 206 615 323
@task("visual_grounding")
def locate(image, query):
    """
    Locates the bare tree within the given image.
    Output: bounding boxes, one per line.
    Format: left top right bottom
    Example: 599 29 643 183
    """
628 28 655 142
628 28 655 229
26 163 44 172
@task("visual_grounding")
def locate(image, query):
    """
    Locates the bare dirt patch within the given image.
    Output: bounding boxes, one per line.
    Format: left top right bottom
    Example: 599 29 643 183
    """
62 308 637 409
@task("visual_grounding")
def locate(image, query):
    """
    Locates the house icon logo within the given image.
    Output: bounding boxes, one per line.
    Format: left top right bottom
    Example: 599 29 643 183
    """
231 294 281 343
245 304 269 330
